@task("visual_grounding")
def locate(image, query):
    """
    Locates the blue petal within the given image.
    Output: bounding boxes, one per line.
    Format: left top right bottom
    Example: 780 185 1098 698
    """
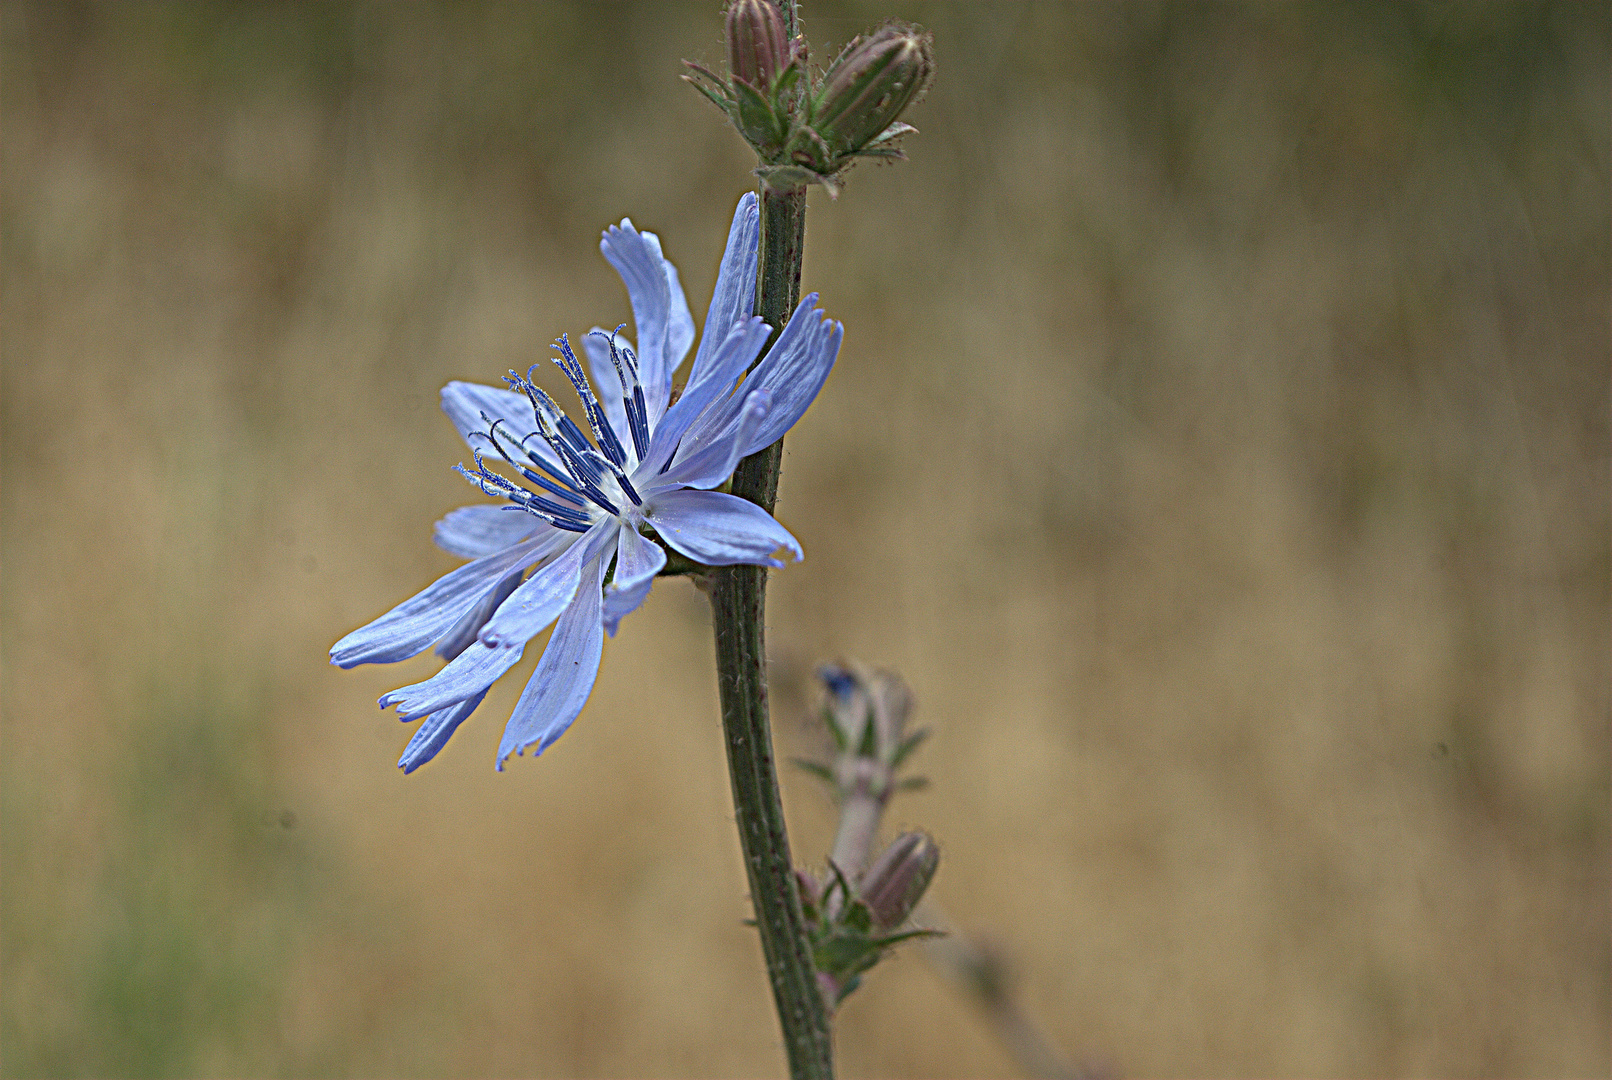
643 230 696 377
476 525 611 649
602 526 665 636
736 297 843 456
686 192 760 391
496 554 608 768
434 566 525 660
379 639 527 721
603 576 653 638
680 295 841 459
741 308 841 456
601 220 676 423
613 524 667 590
642 488 802 568
330 534 553 668
639 316 770 476
434 505 546 559
440 381 565 473
659 388 770 491
398 690 487 773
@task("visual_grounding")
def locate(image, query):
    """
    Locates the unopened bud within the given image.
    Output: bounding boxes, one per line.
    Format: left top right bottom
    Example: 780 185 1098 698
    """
726 0 790 91
812 24 934 156
819 661 921 772
821 660 873 754
858 831 939 930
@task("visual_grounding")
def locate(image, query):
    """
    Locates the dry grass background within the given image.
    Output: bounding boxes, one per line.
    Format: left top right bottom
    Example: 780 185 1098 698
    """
2 1 1607 1076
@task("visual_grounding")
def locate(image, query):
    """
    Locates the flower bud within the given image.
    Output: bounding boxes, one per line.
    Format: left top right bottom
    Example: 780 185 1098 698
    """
726 0 789 91
821 660 873 754
858 831 939 931
811 24 934 156
819 661 920 771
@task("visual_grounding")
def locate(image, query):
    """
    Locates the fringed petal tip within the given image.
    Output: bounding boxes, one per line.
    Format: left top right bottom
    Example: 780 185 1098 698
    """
492 728 570 771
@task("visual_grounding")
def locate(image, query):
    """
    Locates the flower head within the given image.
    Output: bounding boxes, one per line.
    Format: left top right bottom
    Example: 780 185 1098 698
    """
331 193 842 771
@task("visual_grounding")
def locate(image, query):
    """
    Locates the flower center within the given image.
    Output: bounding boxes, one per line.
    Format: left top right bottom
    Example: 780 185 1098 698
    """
455 331 653 534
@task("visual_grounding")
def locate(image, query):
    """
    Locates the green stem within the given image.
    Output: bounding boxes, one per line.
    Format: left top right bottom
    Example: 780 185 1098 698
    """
710 178 832 1079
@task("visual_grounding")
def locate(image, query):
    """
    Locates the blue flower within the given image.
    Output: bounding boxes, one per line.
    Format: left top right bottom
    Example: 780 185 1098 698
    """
331 193 842 771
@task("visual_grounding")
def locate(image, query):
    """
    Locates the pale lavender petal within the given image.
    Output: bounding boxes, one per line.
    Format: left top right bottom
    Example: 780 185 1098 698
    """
330 534 553 668
613 525 667 590
679 295 839 457
379 639 526 721
643 488 802 568
601 526 665 636
644 231 696 375
434 566 524 660
496 555 607 768
398 690 487 773
441 381 530 436
687 193 760 389
440 381 563 472
433 504 548 559
659 388 770 491
601 219 673 421
736 298 842 456
639 316 770 477
476 524 612 648
602 575 653 638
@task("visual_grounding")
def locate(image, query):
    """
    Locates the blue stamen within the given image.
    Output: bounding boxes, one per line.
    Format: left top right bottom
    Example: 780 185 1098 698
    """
455 460 593 533
629 383 650 454
502 370 598 481
474 417 588 510
593 326 651 463
513 434 587 506
519 491 593 527
525 407 622 518
514 381 605 488
503 504 591 532
551 335 630 469
562 461 621 516
615 468 643 506
549 437 608 501
490 358 632 519
475 418 586 506
579 446 642 508
554 415 606 484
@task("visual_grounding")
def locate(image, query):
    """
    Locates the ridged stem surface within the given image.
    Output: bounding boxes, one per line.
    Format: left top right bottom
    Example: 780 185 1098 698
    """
709 174 833 1080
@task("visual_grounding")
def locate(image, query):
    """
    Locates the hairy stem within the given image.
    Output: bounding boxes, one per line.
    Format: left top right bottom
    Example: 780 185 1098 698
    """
710 177 831 1077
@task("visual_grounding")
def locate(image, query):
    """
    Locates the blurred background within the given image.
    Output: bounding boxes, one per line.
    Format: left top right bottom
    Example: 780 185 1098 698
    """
3 1 1606 1076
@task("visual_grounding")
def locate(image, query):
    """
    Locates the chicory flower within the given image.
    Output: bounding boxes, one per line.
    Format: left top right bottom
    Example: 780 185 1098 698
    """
330 193 842 771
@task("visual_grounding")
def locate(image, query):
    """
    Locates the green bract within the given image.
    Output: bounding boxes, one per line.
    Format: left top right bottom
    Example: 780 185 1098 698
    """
800 850 943 1006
